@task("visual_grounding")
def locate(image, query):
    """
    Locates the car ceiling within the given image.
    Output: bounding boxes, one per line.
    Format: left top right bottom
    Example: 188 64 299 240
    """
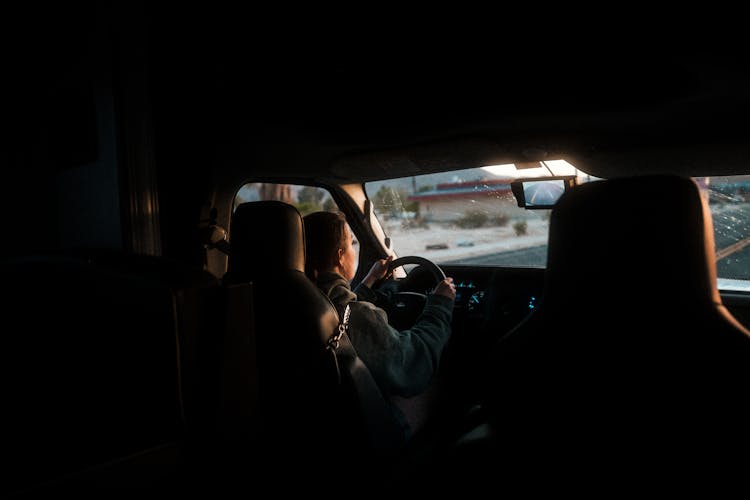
12 9 750 184
198 45 750 184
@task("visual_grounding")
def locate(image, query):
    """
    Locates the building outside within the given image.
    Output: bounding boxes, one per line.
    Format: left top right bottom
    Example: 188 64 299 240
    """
407 178 535 223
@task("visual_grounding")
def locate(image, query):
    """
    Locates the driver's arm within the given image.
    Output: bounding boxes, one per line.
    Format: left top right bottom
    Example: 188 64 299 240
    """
354 256 394 306
361 255 393 289
354 280 392 307
348 292 454 397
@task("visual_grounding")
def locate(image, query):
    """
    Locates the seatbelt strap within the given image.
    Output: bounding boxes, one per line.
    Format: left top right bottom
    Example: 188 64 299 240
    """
326 303 350 384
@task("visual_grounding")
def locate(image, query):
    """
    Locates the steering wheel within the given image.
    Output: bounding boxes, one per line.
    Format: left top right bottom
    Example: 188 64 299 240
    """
389 256 446 283
378 255 446 330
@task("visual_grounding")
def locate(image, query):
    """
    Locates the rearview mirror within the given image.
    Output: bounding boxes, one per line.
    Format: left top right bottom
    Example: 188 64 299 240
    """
510 175 577 209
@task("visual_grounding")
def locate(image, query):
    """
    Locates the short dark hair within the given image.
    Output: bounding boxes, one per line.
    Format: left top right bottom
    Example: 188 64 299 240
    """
303 211 348 280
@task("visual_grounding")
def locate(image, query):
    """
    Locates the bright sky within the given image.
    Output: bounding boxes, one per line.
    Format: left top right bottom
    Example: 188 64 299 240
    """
481 159 579 179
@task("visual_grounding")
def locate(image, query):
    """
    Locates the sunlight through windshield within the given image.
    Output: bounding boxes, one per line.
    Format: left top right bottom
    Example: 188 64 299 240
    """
365 166 750 291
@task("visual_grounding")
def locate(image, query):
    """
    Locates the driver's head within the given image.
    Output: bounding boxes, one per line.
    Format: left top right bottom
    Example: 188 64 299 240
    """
303 211 357 282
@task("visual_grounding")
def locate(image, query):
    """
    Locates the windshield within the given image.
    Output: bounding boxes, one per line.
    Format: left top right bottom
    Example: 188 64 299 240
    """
365 163 750 292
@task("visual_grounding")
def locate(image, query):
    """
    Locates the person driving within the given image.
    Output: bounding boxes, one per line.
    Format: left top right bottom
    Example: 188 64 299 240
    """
303 211 456 441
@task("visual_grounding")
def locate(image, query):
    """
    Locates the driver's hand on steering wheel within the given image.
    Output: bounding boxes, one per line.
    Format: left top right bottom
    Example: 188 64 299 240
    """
362 255 394 288
432 277 457 300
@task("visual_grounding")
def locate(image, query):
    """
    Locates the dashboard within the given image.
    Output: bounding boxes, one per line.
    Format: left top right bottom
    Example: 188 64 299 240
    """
444 266 544 334
444 266 750 341
376 264 544 339
453 280 484 313
431 265 546 405
379 263 547 348
430 265 547 384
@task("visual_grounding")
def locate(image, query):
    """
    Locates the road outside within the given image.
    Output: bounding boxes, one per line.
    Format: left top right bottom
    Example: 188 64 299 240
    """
383 218 549 266
382 203 750 283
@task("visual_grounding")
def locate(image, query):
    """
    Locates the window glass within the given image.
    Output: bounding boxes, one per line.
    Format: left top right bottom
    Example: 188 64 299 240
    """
234 183 337 216
233 182 358 269
365 165 750 291
365 161 594 268
704 176 750 290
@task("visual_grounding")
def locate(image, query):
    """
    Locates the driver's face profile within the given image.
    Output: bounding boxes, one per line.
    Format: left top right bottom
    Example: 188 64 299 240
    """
339 225 358 282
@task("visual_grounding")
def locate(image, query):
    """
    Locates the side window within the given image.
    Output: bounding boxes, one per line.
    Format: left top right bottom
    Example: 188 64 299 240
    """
703 176 750 290
233 182 359 270
234 182 337 216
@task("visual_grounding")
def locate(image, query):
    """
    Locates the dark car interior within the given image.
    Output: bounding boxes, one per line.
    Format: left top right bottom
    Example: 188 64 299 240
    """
4 6 750 495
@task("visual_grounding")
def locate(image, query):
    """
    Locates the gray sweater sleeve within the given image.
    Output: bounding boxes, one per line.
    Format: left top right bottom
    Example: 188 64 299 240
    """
347 291 454 398
353 282 390 307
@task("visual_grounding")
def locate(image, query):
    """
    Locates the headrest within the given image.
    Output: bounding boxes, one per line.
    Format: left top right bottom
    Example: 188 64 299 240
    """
544 175 719 307
227 201 305 279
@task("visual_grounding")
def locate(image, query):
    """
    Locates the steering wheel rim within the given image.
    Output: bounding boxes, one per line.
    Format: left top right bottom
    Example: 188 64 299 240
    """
377 256 446 330
388 255 446 282
383 255 445 330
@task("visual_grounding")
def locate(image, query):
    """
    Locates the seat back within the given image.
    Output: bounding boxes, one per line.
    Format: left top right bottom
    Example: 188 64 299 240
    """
225 201 403 476
484 175 750 469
